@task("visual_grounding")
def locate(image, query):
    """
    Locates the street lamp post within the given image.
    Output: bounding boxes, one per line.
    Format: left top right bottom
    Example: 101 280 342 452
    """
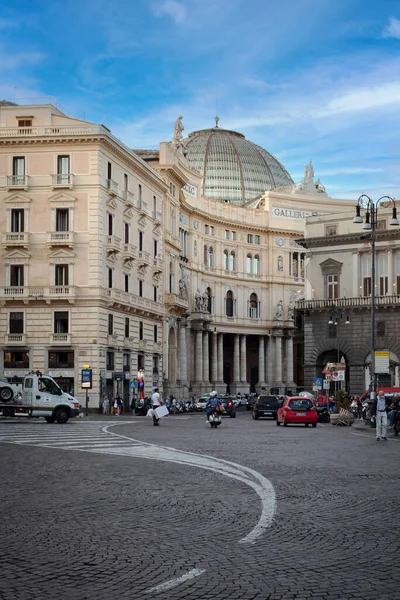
328 309 350 391
353 195 399 400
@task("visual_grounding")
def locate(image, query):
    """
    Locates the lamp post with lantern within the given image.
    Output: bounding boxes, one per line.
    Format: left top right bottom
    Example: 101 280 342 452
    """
353 195 399 400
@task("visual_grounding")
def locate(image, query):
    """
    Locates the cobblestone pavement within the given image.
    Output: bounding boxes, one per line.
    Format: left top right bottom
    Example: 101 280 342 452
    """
0 412 399 600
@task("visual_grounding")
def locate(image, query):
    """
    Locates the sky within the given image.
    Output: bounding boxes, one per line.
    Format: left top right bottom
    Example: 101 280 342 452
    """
1 0 400 199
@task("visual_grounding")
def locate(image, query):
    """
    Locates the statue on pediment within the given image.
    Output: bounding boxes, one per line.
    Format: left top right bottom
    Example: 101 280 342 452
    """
275 299 283 321
195 289 202 312
173 116 184 146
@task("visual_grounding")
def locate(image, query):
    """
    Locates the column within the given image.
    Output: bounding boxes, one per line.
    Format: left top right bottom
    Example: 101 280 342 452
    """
240 335 247 383
352 252 359 297
203 331 209 384
195 329 203 382
179 321 187 383
286 335 295 387
211 332 218 383
233 334 240 382
266 335 273 387
217 333 224 382
388 249 394 292
258 335 265 384
275 335 283 384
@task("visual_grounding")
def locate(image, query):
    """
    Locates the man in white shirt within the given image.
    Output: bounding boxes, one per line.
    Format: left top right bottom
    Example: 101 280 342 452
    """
151 388 162 426
371 390 388 441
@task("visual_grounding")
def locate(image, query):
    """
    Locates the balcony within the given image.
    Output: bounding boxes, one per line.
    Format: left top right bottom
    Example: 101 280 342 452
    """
48 286 76 300
106 235 121 253
138 250 150 265
153 257 164 272
50 333 72 345
52 173 74 188
2 232 30 248
0 286 76 302
298 295 400 311
105 289 164 317
5 334 26 345
123 243 137 260
165 292 188 309
107 179 119 196
47 231 74 247
0 125 100 137
122 190 135 207
152 210 162 223
137 199 148 215
6 175 28 190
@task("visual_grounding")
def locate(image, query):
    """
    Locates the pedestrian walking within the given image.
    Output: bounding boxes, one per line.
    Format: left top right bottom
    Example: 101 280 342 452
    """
151 387 162 426
371 390 388 441
113 397 119 415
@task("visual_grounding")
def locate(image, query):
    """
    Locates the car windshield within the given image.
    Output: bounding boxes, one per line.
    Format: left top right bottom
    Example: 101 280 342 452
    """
289 399 312 410
258 397 278 408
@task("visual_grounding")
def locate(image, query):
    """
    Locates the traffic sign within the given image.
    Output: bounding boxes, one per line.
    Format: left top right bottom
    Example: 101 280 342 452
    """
323 379 330 390
313 377 323 390
129 380 137 388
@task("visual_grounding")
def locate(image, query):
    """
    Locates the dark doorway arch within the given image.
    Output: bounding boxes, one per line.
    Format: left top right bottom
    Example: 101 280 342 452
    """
316 349 350 394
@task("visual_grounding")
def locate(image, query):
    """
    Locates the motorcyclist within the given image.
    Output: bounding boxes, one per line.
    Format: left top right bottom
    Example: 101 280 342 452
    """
206 391 220 421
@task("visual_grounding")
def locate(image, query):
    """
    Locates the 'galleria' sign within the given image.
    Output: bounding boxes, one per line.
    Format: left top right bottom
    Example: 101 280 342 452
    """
272 206 327 219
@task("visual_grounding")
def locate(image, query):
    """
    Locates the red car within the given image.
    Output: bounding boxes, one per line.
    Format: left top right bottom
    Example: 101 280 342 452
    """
277 396 318 427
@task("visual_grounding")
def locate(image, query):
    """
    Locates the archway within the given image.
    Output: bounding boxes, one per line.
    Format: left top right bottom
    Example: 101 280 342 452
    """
316 349 350 394
168 327 177 383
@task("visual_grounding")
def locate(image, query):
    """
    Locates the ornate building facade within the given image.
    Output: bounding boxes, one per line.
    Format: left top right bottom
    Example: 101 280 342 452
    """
0 103 354 407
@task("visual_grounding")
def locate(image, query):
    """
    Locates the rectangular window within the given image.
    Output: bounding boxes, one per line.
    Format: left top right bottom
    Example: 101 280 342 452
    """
125 317 130 338
11 209 24 233
204 224 209 234
397 275 400 295
107 162 112 180
4 350 29 369
124 274 129 293
231 231 236 240
153 286 158 302
327 274 339 299
139 230 143 251
139 321 143 340
124 173 128 191
106 351 114 371
54 311 69 334
9 312 24 334
124 222 129 244
107 267 113 289
224 230 229 240
48 351 74 369
108 314 113 335
154 325 158 343
12 156 25 184
55 264 69 286
247 234 253 243
123 352 130 372
209 226 214 236
255 235 261 244
138 279 143 297
18 119 32 128
138 184 142 203
57 155 70 183
154 239 158 258
56 208 69 232
108 213 113 236
363 277 372 296
10 265 24 287
153 195 157 213
379 276 388 296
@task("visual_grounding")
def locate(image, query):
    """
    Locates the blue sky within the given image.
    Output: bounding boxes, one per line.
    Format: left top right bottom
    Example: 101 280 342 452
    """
1 0 400 198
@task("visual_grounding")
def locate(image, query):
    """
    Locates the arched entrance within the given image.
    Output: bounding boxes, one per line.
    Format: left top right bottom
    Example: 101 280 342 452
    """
316 349 350 394
168 327 177 383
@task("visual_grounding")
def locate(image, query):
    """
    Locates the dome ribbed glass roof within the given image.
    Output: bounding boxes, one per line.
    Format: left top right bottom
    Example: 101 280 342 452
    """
183 127 294 205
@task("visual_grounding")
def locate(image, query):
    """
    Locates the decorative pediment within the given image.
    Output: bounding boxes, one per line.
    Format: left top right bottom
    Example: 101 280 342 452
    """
153 225 161 236
138 264 148 276
319 258 343 275
106 253 118 264
138 216 147 227
5 192 32 206
48 248 76 264
123 259 134 270
5 249 31 263
48 192 76 204
153 272 162 282
106 197 117 210
123 207 134 219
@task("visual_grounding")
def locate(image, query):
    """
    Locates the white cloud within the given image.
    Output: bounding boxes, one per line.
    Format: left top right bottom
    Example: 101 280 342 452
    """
152 1 186 24
382 16 400 39
0 46 46 71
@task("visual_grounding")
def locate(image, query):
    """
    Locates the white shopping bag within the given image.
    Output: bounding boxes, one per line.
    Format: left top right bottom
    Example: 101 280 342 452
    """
146 408 155 418
155 405 169 419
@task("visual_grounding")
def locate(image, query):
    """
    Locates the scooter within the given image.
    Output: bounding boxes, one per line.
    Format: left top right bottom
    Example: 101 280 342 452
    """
208 412 221 428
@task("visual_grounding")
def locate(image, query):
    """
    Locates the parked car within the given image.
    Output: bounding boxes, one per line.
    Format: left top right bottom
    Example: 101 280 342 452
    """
252 395 279 420
195 396 209 411
246 394 257 411
220 396 236 418
277 396 318 427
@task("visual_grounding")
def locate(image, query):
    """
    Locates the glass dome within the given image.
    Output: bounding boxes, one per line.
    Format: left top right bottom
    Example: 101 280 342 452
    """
183 126 293 205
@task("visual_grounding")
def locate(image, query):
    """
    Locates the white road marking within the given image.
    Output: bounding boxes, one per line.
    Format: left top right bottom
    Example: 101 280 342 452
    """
145 568 206 595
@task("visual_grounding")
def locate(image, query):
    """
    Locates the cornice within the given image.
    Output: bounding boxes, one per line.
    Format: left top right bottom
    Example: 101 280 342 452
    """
297 229 400 249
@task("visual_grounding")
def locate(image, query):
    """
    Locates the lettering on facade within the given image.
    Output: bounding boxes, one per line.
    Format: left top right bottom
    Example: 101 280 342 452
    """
183 183 198 198
272 206 327 219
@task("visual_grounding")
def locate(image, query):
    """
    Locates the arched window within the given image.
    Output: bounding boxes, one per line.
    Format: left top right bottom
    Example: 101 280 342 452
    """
225 290 235 317
253 255 260 275
169 261 175 293
206 286 214 314
246 254 252 274
208 247 214 268
248 292 260 319
223 250 229 270
203 245 208 266
230 251 235 271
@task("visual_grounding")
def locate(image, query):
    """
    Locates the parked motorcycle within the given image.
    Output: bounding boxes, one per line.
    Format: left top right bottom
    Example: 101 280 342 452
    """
315 403 330 423
208 412 221 428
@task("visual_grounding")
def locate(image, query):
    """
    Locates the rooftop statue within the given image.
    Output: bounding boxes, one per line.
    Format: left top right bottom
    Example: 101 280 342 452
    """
293 160 327 195
173 116 184 146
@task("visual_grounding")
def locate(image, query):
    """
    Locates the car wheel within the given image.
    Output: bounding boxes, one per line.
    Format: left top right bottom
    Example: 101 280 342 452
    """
305 423 309 427
0 386 14 402
45 416 56 423
283 420 288 427
232 412 236 418
312 423 317 428
276 419 281 426
55 408 69 424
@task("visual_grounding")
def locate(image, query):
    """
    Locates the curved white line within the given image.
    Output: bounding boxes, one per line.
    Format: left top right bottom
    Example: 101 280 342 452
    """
102 424 276 544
